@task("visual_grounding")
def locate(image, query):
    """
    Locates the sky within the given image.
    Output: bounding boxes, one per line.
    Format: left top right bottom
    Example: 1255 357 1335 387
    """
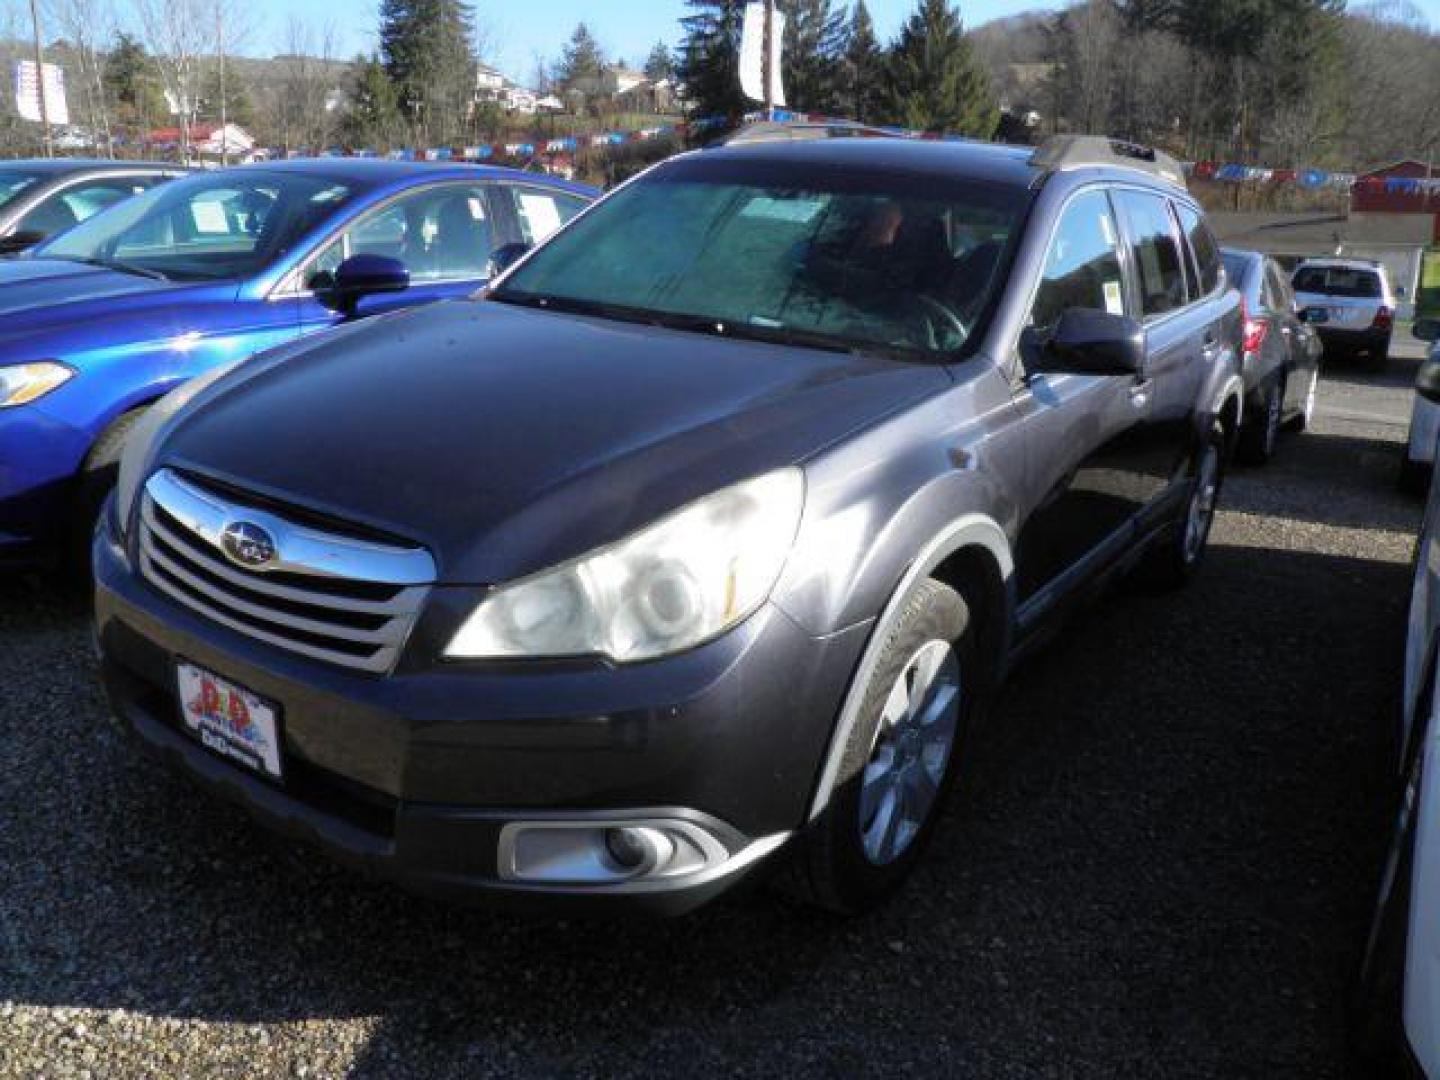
237 1 1069 77
224 0 1440 78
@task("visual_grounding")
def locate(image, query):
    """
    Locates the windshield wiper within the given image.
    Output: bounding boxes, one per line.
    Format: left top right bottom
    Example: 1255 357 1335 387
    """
49 255 169 282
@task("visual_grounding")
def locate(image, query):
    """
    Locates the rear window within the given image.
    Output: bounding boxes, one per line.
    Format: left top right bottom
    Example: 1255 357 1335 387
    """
1293 266 1381 298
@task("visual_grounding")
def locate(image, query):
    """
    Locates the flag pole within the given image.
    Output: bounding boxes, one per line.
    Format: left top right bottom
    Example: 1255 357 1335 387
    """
762 0 774 121
27 0 52 157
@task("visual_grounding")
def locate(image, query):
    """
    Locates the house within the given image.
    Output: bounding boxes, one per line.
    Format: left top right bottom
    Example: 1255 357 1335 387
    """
1350 159 1440 220
145 122 256 162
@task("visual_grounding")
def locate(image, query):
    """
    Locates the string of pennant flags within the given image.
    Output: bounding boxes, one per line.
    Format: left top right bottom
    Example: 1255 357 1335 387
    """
270 108 1438 195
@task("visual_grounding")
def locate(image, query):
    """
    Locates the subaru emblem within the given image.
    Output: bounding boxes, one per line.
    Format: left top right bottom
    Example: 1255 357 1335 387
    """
220 520 277 570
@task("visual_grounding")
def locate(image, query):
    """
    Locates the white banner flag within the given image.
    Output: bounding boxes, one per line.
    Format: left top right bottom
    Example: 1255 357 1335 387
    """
14 61 68 126
739 2 786 107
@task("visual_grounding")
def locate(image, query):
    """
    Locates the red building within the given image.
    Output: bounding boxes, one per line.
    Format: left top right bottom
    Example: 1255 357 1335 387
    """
1350 160 1440 231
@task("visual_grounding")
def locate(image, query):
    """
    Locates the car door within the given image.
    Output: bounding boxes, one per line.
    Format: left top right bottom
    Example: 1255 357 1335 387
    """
1118 191 1211 528
291 181 513 336
1012 186 1162 605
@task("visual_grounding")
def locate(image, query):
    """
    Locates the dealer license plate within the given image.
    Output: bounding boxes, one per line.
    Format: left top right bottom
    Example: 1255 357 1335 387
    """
176 661 284 781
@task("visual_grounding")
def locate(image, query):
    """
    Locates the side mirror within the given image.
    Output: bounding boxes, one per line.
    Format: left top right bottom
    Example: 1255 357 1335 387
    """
0 229 48 255
1414 318 1440 342
1416 355 1440 404
1026 308 1145 377
316 253 410 316
490 241 531 276
1299 306 1329 325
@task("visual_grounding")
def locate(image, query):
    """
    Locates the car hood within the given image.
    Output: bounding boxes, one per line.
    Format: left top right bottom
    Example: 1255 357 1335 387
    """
159 299 950 583
0 256 171 314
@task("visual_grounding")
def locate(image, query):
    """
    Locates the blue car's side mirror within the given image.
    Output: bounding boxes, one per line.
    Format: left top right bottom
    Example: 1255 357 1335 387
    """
317 254 410 316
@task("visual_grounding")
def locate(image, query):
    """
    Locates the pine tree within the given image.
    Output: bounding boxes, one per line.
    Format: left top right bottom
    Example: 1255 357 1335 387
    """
842 1 883 122
879 0 998 136
104 31 166 132
556 23 608 109
782 0 847 113
379 0 477 145
341 53 403 150
644 41 676 83
677 0 748 124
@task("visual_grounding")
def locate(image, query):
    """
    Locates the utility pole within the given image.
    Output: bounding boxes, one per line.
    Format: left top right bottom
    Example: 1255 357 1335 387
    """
761 0 774 120
217 4 229 166
27 0 52 157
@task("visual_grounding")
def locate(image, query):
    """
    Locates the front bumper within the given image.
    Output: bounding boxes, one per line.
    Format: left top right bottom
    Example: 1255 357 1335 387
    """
0 405 92 561
95 516 870 914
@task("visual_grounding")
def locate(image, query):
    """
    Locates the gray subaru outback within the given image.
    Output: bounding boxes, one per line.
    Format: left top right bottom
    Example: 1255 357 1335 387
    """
95 134 1242 915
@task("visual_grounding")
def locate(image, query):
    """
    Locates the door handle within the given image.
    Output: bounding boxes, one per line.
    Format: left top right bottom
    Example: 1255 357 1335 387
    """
1128 378 1153 407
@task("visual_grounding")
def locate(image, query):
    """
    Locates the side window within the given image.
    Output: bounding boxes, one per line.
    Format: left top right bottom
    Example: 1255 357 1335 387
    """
1175 202 1221 296
1028 189 1127 332
1116 190 1187 318
16 176 157 237
306 184 501 288
504 187 588 246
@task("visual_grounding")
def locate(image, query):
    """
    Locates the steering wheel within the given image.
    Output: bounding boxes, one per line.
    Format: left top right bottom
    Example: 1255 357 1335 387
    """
914 294 968 350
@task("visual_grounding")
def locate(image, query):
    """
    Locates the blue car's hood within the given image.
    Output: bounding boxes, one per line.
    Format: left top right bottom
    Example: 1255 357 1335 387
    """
0 257 173 315
160 299 951 584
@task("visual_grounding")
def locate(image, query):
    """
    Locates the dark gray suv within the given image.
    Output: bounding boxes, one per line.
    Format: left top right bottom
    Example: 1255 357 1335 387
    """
95 135 1242 915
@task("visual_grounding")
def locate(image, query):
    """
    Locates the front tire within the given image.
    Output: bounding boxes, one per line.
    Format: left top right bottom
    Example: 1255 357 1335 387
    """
62 408 145 584
785 577 976 914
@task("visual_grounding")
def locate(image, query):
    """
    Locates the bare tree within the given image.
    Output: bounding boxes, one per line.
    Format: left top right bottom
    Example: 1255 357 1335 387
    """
268 15 340 153
45 0 115 154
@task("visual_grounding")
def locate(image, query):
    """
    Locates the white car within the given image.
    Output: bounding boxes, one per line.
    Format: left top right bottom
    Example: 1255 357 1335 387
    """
1357 347 1440 1073
1293 258 1397 367
1401 320 1440 493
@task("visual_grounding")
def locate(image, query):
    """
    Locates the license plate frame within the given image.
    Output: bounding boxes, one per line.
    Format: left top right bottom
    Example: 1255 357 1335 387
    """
175 660 285 782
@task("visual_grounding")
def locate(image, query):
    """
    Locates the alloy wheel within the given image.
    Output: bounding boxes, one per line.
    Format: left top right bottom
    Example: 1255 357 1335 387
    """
859 639 961 866
1183 442 1220 564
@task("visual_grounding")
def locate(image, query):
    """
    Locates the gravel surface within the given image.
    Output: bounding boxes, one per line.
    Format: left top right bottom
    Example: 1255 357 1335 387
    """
0 341 1427 1078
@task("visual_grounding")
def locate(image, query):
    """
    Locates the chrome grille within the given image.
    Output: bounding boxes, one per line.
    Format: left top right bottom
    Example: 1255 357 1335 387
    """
138 469 435 673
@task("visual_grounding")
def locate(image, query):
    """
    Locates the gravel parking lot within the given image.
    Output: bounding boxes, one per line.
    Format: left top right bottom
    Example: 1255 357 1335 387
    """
0 341 1427 1078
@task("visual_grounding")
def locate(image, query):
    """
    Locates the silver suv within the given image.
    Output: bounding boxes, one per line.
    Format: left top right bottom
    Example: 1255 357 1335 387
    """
1292 258 1396 366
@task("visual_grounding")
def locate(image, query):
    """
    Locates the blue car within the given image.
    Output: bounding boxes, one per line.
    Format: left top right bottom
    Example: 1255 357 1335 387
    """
0 159 595 566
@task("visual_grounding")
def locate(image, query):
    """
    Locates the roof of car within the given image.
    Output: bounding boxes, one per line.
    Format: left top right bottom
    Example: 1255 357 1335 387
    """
220 157 597 197
700 137 1041 186
1296 257 1384 271
1 158 183 174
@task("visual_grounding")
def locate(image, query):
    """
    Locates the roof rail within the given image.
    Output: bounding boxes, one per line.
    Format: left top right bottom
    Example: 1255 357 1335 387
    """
1031 135 1186 189
721 120 902 146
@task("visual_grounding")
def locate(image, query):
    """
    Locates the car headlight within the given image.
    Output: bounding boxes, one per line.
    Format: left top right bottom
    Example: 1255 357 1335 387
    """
446 469 804 663
114 361 243 536
0 362 72 407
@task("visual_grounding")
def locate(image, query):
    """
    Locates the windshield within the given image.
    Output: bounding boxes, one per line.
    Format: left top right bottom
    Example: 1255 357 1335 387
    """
1220 253 1253 288
490 157 1026 359
0 169 46 210
35 170 355 282
1293 265 1381 299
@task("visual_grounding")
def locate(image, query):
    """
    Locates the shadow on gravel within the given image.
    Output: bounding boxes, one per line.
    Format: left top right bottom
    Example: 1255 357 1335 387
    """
1317 351 1422 393
0 538 1408 1076
1222 430 1424 534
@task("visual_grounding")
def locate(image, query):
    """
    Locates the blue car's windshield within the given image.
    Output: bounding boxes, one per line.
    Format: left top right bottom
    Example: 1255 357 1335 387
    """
491 157 1025 359
36 170 354 283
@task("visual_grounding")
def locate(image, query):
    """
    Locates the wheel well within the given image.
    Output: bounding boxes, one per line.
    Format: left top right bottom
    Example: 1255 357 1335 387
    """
929 544 1008 697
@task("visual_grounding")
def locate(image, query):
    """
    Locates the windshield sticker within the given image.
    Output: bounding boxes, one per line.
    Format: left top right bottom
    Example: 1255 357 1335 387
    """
739 196 826 224
1103 279 1124 315
518 193 563 242
190 200 229 234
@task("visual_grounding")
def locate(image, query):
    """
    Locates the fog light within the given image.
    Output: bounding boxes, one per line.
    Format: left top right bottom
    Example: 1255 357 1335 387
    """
498 817 733 886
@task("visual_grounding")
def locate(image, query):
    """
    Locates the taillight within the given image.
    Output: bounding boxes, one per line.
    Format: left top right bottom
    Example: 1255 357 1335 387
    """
1241 298 1269 354
1374 306 1393 330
